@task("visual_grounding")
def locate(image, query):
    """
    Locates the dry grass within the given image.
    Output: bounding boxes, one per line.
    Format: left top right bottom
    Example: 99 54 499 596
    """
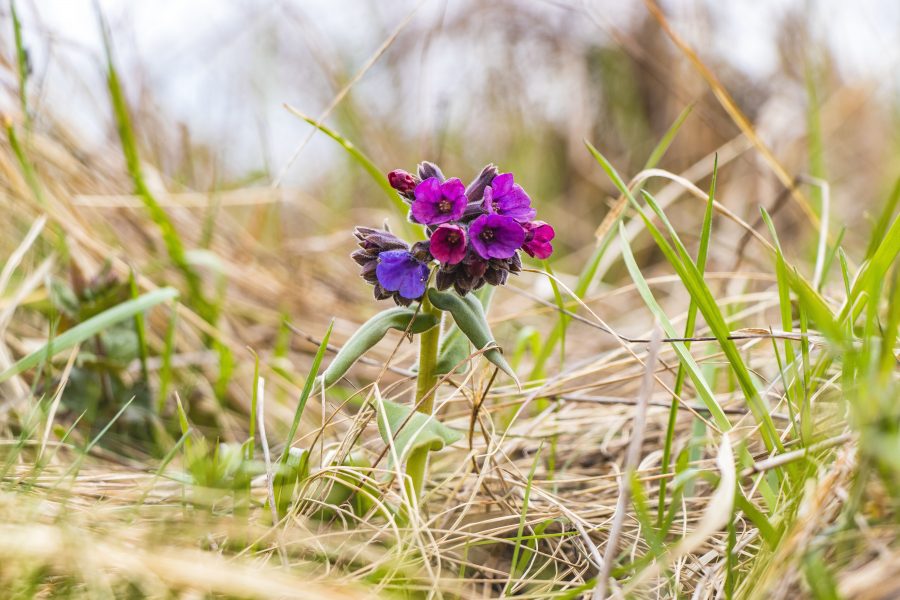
1 1 899 598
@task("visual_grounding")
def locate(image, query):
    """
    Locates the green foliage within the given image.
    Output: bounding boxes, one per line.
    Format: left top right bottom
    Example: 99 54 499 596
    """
658 157 717 524
0 287 178 383
320 308 438 388
433 287 494 376
284 105 411 220
98 12 214 323
375 397 462 465
427 288 517 383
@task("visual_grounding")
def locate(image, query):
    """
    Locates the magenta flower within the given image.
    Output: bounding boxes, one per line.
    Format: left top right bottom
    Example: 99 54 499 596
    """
376 250 430 300
483 173 536 222
410 177 467 225
430 224 468 265
522 221 555 259
469 214 525 260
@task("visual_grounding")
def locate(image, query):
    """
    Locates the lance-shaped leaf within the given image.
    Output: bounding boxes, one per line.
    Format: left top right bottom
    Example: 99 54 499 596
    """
434 286 495 375
319 307 439 388
0 287 179 383
427 288 518 384
376 396 462 464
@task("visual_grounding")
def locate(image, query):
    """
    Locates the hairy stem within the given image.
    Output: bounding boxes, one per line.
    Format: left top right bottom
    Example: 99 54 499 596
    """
405 293 441 503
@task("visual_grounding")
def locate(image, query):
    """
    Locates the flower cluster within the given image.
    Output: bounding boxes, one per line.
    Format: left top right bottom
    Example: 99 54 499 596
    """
353 162 555 304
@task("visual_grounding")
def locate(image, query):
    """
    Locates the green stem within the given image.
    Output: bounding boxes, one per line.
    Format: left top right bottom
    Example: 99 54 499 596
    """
405 293 441 503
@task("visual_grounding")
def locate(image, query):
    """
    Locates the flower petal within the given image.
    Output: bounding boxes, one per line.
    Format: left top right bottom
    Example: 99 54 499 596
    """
522 222 555 259
397 263 429 299
375 250 429 299
496 185 535 221
469 214 524 259
410 198 441 224
430 224 468 265
375 250 413 290
414 177 442 203
491 173 514 197
440 177 465 200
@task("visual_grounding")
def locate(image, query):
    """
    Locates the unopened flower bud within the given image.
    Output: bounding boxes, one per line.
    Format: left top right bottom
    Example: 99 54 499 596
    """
417 161 445 182
388 169 418 199
465 163 499 202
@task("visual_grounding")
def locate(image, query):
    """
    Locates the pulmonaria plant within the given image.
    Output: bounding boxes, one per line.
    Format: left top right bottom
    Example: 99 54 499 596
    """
352 162 555 303
335 160 556 504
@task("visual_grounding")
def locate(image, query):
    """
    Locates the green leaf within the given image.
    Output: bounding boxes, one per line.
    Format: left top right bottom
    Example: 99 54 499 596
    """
618 225 730 430
434 286 494 375
283 105 411 219
376 397 462 463
98 12 212 320
320 307 439 388
434 324 470 375
281 320 333 462
313 451 374 519
0 288 179 383
427 289 518 384
274 447 310 518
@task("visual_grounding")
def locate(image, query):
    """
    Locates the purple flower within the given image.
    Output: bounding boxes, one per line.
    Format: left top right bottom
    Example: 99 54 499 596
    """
376 250 430 300
522 221 555 259
430 224 468 265
469 214 525 260
410 177 467 225
483 173 536 222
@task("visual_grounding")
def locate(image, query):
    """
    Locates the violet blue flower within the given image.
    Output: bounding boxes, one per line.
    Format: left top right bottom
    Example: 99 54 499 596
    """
482 173 536 222
410 177 467 225
430 224 468 265
522 221 555 259
469 213 525 260
376 250 430 300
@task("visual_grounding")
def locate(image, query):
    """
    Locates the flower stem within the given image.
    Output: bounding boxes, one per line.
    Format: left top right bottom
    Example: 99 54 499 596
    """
405 292 441 503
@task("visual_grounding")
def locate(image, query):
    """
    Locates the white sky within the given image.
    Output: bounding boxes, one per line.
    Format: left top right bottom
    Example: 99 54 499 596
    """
12 0 900 184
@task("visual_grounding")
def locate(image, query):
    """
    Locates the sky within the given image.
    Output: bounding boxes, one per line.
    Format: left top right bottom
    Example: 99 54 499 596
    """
12 0 900 185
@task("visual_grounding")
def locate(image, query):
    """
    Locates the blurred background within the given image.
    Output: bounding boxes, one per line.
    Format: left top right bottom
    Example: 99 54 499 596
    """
1 3 900 596
15 0 900 211
2 0 899 428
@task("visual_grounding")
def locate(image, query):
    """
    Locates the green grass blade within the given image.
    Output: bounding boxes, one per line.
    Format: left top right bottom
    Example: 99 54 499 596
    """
530 112 693 379
10 0 29 126
283 105 409 217
865 178 900 261
658 155 717 525
279 319 334 464
0 288 179 383
128 269 151 393
97 11 212 321
619 225 730 429
156 309 178 414
644 104 694 171
502 443 543 596
846 207 900 321
638 190 782 452
587 142 781 451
